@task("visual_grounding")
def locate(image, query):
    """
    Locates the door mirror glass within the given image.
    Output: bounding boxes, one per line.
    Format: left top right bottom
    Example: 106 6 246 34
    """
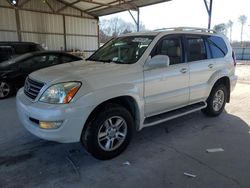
147 55 170 68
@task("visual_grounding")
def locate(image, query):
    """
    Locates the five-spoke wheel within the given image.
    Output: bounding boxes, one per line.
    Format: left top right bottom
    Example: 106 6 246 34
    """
82 104 134 160
0 81 12 99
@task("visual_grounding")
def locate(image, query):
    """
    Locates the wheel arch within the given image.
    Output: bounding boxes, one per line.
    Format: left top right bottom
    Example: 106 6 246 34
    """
82 95 141 136
210 76 230 103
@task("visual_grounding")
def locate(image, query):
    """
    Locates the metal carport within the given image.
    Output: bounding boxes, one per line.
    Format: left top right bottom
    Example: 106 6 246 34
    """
0 0 213 55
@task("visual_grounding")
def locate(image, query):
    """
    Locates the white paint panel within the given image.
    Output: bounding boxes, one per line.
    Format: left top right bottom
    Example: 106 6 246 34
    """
22 0 51 12
0 0 10 6
61 7 81 16
19 11 63 33
66 36 98 57
0 8 16 30
22 33 64 50
65 16 98 35
0 31 18 41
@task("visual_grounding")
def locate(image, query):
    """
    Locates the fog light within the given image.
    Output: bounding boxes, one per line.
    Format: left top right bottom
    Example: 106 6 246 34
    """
39 121 63 129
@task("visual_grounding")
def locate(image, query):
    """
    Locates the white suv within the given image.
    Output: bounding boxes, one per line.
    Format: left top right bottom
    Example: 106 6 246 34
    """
16 27 237 160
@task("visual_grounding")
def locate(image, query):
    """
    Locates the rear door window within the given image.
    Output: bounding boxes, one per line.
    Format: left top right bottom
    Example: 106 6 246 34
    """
187 37 207 62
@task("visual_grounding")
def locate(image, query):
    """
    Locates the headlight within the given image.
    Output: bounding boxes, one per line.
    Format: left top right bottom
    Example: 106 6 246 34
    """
39 82 81 104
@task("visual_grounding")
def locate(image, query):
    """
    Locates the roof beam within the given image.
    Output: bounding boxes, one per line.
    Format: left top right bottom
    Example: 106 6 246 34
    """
56 0 80 13
46 0 55 12
19 0 32 8
80 0 114 8
56 0 95 17
85 0 137 13
5 0 12 6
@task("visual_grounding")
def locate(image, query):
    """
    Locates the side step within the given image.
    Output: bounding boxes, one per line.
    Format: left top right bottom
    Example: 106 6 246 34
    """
144 102 207 127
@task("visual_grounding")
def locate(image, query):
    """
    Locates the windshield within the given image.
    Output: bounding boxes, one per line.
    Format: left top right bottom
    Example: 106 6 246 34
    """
87 36 155 64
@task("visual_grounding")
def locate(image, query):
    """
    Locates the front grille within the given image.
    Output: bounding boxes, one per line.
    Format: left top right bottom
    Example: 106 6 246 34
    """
24 77 44 100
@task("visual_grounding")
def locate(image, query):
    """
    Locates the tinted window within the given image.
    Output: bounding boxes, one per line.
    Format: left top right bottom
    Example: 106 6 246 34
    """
155 37 182 65
187 38 207 62
61 55 79 63
206 36 228 58
19 54 59 70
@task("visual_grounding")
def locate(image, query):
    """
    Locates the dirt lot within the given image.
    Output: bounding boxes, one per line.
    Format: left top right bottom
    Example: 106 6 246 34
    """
1 64 250 188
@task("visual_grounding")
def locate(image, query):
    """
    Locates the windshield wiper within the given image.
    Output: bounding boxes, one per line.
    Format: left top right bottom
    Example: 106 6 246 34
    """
86 58 124 64
104 59 124 64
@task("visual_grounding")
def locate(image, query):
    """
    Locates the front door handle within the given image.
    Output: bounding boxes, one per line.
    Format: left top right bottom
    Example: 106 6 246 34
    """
208 64 214 69
180 68 188 74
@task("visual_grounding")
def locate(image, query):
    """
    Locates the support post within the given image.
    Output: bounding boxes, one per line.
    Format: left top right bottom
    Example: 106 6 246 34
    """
15 8 22 42
203 0 213 29
97 18 100 48
62 15 67 51
137 9 140 32
208 0 213 29
128 8 140 32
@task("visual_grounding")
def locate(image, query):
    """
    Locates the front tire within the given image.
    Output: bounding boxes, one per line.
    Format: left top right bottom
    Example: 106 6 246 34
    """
202 84 227 117
0 81 13 99
82 104 134 160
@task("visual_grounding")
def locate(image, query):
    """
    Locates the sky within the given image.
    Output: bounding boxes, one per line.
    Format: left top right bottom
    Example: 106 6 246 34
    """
100 0 250 41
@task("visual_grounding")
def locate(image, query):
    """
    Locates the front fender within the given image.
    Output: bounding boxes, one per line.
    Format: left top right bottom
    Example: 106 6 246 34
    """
75 83 145 130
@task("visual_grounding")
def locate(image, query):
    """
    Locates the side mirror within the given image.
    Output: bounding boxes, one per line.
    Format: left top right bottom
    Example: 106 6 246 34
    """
147 55 170 69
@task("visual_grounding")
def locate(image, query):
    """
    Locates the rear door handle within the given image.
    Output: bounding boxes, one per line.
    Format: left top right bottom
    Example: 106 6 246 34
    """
208 64 214 69
180 68 188 74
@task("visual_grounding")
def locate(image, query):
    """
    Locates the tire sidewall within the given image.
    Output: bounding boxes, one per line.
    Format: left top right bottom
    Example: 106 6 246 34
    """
207 84 227 116
83 105 134 160
0 81 13 99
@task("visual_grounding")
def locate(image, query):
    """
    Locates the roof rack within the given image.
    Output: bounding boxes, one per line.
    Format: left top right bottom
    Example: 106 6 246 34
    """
154 27 217 34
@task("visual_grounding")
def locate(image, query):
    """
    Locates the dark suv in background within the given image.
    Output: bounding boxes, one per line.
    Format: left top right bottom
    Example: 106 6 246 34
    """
0 42 43 63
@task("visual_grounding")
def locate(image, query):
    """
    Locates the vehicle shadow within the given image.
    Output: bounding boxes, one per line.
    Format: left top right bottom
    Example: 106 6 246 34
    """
0 106 250 187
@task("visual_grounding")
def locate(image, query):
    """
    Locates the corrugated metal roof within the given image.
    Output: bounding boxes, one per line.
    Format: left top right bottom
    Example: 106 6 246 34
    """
56 0 172 17
6 0 172 18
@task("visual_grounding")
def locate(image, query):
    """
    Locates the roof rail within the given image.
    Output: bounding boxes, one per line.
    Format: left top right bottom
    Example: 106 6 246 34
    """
154 27 217 34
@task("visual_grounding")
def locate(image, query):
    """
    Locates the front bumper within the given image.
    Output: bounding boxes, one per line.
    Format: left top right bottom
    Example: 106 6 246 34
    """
16 88 93 143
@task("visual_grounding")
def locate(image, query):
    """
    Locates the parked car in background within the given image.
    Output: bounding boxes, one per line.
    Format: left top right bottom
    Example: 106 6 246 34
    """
0 51 82 99
0 42 43 63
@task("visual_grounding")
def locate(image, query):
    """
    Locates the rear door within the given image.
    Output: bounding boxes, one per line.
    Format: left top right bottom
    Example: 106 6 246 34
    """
144 35 190 117
186 35 226 103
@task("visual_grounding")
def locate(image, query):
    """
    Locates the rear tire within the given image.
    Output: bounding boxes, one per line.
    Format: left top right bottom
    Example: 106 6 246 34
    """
202 84 227 117
81 104 134 160
0 81 13 99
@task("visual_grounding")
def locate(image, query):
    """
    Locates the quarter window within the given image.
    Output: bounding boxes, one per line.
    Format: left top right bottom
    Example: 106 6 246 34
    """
206 36 228 58
187 38 207 62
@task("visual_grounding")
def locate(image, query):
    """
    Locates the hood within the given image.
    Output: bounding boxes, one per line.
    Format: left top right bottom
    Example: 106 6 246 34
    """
29 60 133 84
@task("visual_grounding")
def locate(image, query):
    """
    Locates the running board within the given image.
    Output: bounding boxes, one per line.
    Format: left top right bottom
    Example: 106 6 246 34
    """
144 102 207 127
